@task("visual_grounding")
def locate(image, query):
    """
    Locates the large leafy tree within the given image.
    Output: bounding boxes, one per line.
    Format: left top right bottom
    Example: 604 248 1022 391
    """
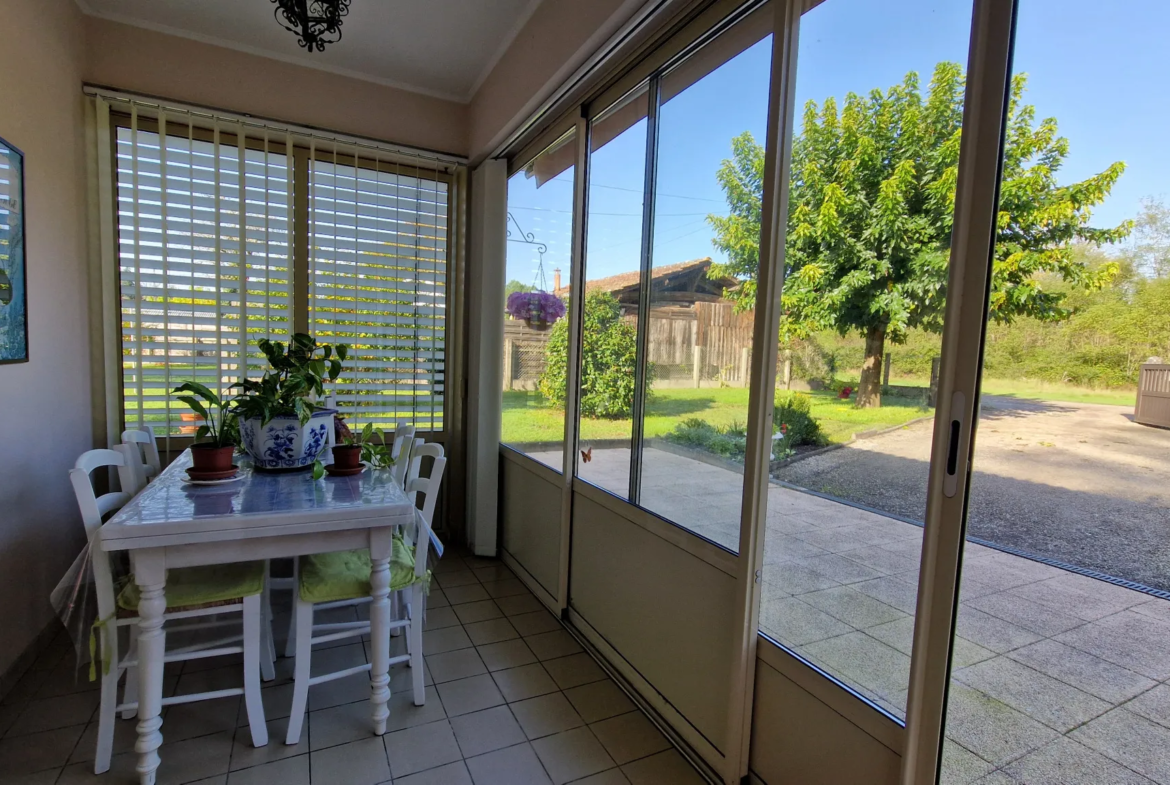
709 62 1130 406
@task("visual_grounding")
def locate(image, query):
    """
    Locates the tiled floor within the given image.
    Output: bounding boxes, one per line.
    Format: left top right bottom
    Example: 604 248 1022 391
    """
0 555 705 785
556 447 1170 785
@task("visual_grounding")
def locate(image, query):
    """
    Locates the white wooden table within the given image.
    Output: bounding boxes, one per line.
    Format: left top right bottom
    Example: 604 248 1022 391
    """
100 450 417 785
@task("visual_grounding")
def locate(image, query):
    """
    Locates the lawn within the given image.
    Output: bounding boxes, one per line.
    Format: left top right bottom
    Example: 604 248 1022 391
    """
868 374 1137 407
501 387 931 446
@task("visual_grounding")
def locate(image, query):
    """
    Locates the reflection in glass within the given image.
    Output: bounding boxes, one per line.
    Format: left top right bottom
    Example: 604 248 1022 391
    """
575 88 650 498
501 132 576 471
757 0 974 720
637 20 774 553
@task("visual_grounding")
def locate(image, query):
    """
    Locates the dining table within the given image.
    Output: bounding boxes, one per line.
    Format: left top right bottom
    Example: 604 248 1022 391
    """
99 449 418 785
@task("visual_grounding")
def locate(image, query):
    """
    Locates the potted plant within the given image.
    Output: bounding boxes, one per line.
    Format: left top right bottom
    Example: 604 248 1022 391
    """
330 414 362 473
328 416 396 476
172 381 238 474
231 333 349 472
506 290 566 331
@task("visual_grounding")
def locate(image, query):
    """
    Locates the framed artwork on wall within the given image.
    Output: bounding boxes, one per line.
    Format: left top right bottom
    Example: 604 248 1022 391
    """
0 136 27 364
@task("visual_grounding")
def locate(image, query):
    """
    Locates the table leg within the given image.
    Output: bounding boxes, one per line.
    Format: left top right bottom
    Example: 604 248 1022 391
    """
368 528 394 735
131 550 167 785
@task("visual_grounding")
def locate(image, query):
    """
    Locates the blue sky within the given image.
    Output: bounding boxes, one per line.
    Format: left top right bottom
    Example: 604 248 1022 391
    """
506 0 1170 289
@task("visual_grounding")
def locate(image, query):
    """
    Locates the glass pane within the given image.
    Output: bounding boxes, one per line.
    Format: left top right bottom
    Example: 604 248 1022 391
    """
575 88 650 498
501 132 576 470
638 21 773 552
756 0 974 720
942 1 1170 780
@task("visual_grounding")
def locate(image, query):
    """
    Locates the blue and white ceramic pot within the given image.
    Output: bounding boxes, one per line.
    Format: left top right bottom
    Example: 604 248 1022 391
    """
241 409 335 471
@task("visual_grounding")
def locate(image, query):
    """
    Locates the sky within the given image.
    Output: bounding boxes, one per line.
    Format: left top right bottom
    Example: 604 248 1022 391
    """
505 0 1170 290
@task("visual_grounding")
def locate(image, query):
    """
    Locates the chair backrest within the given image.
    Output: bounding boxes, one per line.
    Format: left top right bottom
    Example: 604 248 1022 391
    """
404 442 445 578
70 446 137 620
121 426 161 481
389 423 416 488
405 438 425 503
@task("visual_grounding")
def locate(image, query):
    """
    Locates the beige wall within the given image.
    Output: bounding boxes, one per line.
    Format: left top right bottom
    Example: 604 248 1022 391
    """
84 17 469 157
468 0 644 160
0 0 91 678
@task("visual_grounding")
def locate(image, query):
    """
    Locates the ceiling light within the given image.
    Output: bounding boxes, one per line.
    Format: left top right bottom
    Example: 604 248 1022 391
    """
271 0 351 53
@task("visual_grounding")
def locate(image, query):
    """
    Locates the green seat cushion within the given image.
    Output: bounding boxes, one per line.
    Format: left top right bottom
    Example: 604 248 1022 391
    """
298 537 429 604
117 561 267 612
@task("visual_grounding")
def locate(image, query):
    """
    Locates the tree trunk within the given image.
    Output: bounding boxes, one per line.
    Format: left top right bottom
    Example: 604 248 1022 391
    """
857 325 886 408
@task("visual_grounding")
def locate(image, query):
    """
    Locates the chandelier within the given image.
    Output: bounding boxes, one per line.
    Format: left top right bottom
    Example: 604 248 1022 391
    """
271 0 351 52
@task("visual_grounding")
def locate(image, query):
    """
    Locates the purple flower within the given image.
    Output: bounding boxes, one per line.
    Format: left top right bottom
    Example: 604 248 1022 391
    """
506 291 566 324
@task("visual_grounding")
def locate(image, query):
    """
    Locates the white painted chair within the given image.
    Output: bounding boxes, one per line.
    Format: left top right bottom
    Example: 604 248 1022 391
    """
282 421 416 657
71 447 274 774
121 426 161 483
284 443 446 745
390 423 417 490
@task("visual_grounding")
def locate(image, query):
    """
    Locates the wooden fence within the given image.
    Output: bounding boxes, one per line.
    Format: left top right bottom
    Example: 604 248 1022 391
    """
501 300 757 391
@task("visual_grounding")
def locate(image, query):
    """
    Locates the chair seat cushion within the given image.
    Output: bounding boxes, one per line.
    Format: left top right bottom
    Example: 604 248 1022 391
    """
116 561 266 612
298 537 429 604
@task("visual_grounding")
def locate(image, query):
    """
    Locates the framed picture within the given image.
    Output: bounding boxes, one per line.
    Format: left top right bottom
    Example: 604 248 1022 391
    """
0 136 27 364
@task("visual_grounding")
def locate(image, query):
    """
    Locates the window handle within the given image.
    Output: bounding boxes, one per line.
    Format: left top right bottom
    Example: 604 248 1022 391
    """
943 391 965 498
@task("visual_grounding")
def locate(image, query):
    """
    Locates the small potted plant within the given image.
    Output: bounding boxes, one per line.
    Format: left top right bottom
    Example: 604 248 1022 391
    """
329 414 362 474
506 290 566 331
172 381 238 476
327 417 395 476
232 333 349 472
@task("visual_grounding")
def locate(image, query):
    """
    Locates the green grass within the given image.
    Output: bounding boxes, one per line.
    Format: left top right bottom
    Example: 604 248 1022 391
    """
873 374 1137 407
502 387 931 446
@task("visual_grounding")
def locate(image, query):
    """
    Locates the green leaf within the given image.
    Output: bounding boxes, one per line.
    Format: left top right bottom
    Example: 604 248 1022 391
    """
336 344 349 361
329 359 342 380
195 424 211 441
177 395 210 422
173 381 220 406
312 460 325 480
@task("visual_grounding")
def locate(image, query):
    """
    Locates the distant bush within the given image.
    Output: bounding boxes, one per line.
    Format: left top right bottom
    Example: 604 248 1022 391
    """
540 292 653 418
665 418 748 461
774 391 825 448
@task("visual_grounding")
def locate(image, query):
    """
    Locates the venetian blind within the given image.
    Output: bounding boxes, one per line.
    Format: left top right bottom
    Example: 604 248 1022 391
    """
308 155 448 432
115 111 291 435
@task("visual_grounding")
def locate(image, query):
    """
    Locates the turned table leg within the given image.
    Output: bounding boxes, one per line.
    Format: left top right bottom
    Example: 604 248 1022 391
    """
368 528 394 735
131 550 167 785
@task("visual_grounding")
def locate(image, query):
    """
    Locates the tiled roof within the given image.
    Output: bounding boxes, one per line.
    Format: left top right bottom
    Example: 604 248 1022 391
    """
554 257 717 296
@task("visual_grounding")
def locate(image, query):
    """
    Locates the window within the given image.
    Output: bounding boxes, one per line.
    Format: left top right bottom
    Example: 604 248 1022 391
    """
112 107 455 437
501 131 576 470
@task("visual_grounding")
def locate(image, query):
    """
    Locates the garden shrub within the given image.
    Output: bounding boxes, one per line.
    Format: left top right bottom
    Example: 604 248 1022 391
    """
540 292 652 419
665 418 749 461
774 391 825 447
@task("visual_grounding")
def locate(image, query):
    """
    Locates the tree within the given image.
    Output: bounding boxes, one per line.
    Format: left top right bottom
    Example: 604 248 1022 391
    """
1129 197 1170 279
540 292 648 418
709 62 1130 406
505 279 536 306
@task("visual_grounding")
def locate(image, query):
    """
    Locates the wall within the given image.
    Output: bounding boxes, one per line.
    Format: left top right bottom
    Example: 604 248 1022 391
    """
467 0 646 160
0 0 91 679
84 17 469 157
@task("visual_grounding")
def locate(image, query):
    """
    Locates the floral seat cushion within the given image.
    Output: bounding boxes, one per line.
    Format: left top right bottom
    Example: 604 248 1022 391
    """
298 536 429 604
117 561 267 612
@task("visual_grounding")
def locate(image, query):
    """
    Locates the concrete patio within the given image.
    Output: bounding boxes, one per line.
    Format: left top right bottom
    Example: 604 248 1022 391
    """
562 447 1170 784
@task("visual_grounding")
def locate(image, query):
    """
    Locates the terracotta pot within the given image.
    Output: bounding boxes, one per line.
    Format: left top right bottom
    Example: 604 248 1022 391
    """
190 443 235 472
331 444 362 470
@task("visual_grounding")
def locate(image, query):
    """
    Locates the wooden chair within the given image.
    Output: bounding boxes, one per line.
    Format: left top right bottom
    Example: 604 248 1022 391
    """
71 447 274 773
284 443 445 744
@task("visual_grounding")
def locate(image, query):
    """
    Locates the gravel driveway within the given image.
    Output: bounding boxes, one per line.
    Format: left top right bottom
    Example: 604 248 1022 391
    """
775 396 1170 592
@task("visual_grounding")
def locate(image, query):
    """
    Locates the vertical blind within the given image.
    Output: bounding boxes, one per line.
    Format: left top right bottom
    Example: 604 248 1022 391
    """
109 98 457 436
309 156 448 432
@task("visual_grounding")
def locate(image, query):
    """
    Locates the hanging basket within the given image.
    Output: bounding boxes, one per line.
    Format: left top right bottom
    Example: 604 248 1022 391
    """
506 291 566 330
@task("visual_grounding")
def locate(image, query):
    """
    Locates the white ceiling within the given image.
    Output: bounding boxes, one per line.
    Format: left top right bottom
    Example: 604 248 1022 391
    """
76 0 543 102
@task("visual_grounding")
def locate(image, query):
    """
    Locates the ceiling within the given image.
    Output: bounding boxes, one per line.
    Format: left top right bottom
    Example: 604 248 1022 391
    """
76 0 543 102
